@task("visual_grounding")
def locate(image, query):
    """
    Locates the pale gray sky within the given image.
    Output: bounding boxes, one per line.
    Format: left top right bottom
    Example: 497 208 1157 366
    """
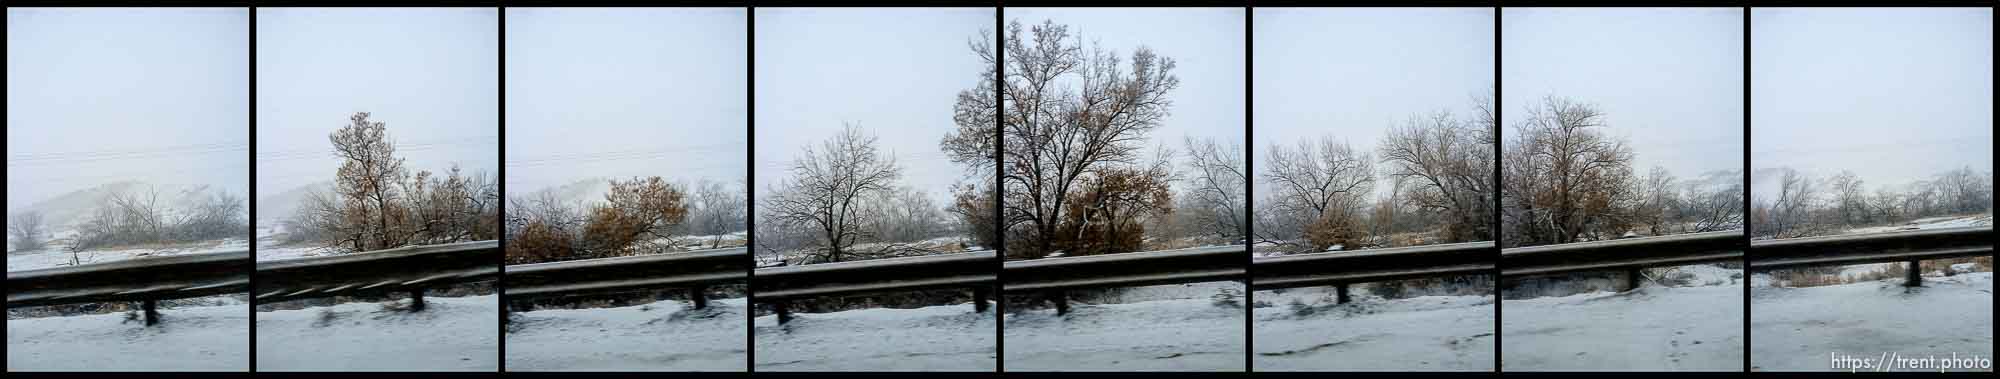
504 8 747 193
1751 8 1993 193
255 8 499 202
7 8 249 212
1254 7 1493 199
753 8 992 203
1503 8 1745 179
1010 7 1246 179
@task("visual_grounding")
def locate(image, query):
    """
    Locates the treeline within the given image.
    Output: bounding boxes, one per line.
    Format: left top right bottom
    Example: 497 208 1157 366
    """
1753 166 1992 238
506 177 746 264
1501 96 1744 248
1255 100 1496 254
283 112 500 253
8 187 249 252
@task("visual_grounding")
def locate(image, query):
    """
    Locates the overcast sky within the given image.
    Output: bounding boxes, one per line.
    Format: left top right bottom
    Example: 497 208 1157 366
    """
1010 7 1246 185
255 8 498 201
753 8 992 204
1503 8 1744 179
7 8 248 212
1751 8 1993 194
1254 8 1492 200
505 8 746 194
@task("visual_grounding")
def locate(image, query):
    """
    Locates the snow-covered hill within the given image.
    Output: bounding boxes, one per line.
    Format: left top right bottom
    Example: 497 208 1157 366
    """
255 295 499 371
754 303 995 371
254 180 333 228
1751 272 1992 372
506 298 747 371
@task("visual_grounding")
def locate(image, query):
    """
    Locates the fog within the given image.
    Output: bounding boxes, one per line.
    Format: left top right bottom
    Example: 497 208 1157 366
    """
7 8 249 212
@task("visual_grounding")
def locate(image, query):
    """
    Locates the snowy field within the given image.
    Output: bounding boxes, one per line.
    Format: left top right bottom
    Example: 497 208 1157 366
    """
1751 272 1993 372
754 303 995 371
1004 282 1246 372
1842 214 1992 235
1502 283 1744 371
1773 214 1994 287
1253 291 1494 371
7 303 248 371
7 237 247 271
256 295 499 371
506 298 747 371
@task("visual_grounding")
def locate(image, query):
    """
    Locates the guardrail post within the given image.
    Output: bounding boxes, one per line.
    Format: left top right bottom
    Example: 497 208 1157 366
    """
972 287 990 313
142 299 160 326
410 289 426 312
1335 284 1351 304
1904 259 1923 287
775 302 794 324
1049 291 1070 316
1624 268 1642 291
689 286 709 310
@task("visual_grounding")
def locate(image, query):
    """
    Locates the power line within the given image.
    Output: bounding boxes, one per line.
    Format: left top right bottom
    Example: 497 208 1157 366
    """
7 142 248 167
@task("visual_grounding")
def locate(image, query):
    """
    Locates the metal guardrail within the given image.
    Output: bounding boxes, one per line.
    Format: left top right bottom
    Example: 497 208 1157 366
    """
254 240 499 311
1750 226 1994 287
504 247 747 310
7 249 250 326
1501 230 1744 291
751 250 995 323
1251 241 1493 303
1004 245 1246 314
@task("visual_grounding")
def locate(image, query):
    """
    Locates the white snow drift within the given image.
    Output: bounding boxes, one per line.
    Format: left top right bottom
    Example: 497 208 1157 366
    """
1752 272 1992 372
506 298 747 371
7 304 248 371
1502 282 1745 371
1004 282 1247 372
1253 291 1495 371
754 303 995 371
255 295 499 371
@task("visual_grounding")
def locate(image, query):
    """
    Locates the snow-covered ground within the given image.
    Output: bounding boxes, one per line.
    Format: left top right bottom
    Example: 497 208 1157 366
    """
1751 272 1992 372
7 303 248 371
256 295 499 371
1253 291 1494 371
1502 283 1744 371
754 303 994 371
506 298 747 371
1766 214 1992 288
1843 214 1992 235
1004 282 1246 372
7 237 248 272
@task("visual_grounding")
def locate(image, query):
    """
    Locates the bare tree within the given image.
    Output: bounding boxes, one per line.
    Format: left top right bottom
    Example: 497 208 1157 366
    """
1501 96 1637 247
765 124 903 263
9 211 48 252
1634 165 1679 236
1262 136 1374 251
1766 168 1821 238
683 179 748 236
1677 169 1743 233
863 185 948 243
999 19 1180 257
1378 103 1496 243
1827 170 1867 226
1179 136 1246 241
